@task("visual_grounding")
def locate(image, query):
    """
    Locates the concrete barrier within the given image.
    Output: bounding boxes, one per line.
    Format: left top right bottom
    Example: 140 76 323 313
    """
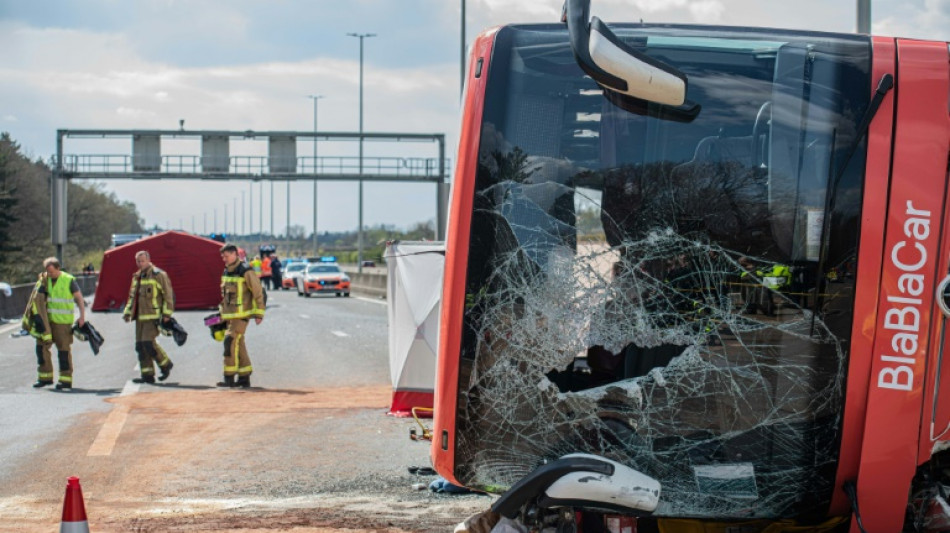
0 275 98 321
348 272 387 299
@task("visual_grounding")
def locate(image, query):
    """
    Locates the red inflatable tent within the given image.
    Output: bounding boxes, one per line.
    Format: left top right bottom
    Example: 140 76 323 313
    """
93 231 223 312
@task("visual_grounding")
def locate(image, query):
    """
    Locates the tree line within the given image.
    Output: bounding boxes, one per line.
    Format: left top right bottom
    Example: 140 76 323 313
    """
231 220 439 264
0 133 144 284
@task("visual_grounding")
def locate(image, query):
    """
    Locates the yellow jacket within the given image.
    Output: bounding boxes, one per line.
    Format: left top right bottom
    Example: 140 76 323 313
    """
123 265 175 321
220 261 265 320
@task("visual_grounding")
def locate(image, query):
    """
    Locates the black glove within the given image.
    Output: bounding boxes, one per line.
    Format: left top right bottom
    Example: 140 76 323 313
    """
32 315 45 333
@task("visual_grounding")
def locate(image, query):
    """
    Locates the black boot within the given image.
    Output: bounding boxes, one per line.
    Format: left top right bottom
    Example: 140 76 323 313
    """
158 361 174 381
32 380 53 388
216 375 236 388
55 381 72 390
236 375 251 388
132 375 156 384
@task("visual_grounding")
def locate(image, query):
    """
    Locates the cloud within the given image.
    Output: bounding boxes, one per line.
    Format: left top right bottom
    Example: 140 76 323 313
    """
874 0 950 40
0 17 459 232
688 1 726 22
115 107 158 120
4 0 949 233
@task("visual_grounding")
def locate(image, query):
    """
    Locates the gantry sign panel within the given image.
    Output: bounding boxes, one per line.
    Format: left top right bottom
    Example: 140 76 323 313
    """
55 129 447 182
52 128 449 249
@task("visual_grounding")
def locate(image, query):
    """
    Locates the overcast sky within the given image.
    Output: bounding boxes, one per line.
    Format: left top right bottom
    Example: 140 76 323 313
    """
2 0 948 235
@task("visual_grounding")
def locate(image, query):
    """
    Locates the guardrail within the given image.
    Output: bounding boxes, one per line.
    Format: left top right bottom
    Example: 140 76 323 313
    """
347 272 387 299
0 275 98 321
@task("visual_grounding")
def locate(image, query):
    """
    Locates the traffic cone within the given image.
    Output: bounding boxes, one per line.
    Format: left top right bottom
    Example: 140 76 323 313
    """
60 476 90 533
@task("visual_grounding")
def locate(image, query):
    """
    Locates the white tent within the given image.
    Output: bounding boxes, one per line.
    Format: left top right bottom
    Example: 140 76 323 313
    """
385 241 445 417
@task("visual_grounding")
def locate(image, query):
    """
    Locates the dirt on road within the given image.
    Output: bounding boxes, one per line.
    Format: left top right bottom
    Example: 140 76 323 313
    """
0 384 488 531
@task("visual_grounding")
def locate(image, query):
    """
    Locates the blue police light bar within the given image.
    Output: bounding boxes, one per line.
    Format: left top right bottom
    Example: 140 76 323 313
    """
319 256 337 262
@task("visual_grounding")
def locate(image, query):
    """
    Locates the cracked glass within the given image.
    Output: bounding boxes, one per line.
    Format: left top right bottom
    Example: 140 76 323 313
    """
453 25 871 519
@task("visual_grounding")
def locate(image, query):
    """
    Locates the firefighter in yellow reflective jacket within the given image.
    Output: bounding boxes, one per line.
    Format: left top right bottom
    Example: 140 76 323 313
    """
122 251 175 384
22 257 86 389
217 243 265 388
739 259 792 317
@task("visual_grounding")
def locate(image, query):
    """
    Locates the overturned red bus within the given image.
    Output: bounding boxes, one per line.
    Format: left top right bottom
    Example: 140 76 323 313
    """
432 1 950 531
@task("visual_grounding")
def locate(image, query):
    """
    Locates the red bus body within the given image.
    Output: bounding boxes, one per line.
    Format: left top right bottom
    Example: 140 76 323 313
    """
434 24 950 531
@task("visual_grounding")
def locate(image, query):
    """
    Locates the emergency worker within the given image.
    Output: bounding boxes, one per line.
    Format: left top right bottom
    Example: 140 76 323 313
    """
270 254 282 290
261 254 273 290
122 251 175 383
23 257 86 389
218 243 265 388
249 256 262 278
739 259 791 316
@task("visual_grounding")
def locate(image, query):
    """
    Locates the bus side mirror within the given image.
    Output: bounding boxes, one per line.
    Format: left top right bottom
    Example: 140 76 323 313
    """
562 0 700 121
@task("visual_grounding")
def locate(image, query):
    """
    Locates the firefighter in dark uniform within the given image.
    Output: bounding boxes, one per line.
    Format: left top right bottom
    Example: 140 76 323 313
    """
122 250 175 383
218 243 265 388
23 257 86 389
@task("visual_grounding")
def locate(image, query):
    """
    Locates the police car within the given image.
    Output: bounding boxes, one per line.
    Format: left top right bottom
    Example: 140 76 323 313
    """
296 257 351 298
281 259 308 290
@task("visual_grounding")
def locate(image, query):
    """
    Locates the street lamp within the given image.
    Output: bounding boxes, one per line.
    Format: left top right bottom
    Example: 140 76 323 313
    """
308 94 325 255
346 31 376 273
856 0 870 33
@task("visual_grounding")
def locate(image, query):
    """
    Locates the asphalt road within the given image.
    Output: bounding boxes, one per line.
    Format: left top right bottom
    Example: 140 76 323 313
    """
0 288 487 531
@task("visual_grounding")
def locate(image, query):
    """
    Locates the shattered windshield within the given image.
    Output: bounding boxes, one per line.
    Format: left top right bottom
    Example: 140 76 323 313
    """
455 24 870 519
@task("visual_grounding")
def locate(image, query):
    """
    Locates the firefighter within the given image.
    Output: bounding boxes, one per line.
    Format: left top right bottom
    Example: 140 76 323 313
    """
217 243 265 388
739 259 791 317
122 250 175 384
22 257 86 389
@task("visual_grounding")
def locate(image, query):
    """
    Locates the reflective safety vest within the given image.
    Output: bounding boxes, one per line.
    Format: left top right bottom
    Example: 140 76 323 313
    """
220 262 265 320
250 258 262 275
261 257 272 277
123 266 175 321
759 264 791 289
46 272 77 325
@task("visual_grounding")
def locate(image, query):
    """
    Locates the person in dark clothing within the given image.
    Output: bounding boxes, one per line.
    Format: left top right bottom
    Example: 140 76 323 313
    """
270 255 283 291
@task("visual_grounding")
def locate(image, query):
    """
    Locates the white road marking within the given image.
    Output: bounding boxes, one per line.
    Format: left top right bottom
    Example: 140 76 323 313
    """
354 296 386 306
331 330 349 337
299 314 310 319
87 380 140 457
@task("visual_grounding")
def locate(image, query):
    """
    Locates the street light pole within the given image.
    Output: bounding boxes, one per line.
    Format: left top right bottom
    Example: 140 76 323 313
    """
856 0 870 33
347 32 375 273
241 190 246 236
308 94 325 256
